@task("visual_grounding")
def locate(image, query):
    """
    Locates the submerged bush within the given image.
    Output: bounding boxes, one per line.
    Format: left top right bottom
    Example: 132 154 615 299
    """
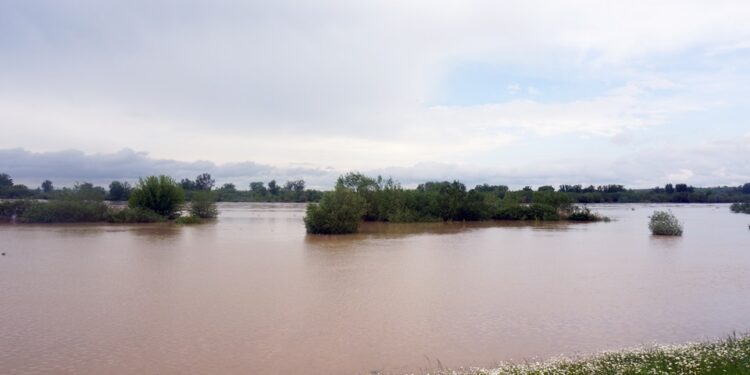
106 207 165 223
174 215 203 224
566 206 609 222
493 204 559 221
730 202 750 214
649 210 683 236
304 185 366 234
129 175 185 218
19 200 109 223
189 191 218 219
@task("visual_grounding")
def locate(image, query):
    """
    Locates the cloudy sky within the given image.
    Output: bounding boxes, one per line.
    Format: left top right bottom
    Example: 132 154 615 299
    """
1 0 749 188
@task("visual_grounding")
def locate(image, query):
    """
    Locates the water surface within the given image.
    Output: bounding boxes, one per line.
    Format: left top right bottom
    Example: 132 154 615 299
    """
1 203 749 374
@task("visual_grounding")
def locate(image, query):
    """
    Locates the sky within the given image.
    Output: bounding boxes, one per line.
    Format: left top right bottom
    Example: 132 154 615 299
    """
1 0 749 189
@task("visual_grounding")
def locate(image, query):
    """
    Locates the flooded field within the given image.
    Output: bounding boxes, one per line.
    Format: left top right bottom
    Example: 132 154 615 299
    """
1 203 749 374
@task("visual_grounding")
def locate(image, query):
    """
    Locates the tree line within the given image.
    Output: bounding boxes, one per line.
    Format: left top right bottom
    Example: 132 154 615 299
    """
0 172 323 202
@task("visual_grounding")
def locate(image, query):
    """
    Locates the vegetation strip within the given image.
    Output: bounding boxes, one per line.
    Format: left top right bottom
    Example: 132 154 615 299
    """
424 334 750 375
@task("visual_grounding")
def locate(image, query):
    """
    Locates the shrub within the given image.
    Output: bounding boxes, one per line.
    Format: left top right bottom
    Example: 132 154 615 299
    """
106 207 165 223
730 202 750 214
304 185 366 234
649 210 683 236
493 204 559 220
0 200 33 221
128 175 185 218
189 191 218 219
174 215 203 224
566 206 609 222
19 200 109 223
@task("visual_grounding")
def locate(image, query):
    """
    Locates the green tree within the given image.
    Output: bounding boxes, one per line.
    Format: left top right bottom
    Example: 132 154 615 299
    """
189 190 218 218
250 182 267 195
268 180 280 195
41 180 54 193
108 181 132 201
129 175 185 218
304 184 366 234
195 173 215 190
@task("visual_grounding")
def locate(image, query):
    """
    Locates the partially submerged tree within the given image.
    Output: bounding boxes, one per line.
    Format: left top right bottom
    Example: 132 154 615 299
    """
129 175 185 218
189 191 218 219
304 184 366 234
649 210 683 236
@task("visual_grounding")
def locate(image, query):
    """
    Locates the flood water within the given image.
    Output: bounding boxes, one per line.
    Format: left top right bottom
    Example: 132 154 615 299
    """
1 203 749 374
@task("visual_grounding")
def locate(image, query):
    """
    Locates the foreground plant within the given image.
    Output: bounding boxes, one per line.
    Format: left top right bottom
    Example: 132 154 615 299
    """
428 334 750 375
649 210 683 236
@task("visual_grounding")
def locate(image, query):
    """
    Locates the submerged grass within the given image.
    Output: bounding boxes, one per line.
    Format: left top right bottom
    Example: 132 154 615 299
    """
425 334 750 375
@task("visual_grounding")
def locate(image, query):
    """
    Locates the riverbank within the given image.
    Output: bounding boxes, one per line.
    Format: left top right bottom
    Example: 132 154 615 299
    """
427 335 750 375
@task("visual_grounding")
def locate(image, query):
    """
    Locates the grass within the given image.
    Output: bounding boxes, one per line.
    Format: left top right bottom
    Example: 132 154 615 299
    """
425 334 750 375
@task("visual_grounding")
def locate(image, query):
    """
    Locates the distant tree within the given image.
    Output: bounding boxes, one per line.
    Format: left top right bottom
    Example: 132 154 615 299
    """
72 182 107 201
108 181 132 201
180 178 196 191
674 183 693 193
249 182 267 195
743 183 750 194
41 180 54 193
284 180 305 192
537 185 555 192
7 184 33 198
220 183 236 192
665 183 675 194
195 173 215 191
522 186 533 192
129 175 185 218
0 173 12 191
268 180 280 195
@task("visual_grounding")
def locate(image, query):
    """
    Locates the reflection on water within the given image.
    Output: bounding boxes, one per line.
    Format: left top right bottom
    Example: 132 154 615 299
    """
1 203 749 375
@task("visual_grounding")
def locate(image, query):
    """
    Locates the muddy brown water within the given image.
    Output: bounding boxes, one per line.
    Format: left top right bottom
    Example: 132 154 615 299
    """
1 203 749 374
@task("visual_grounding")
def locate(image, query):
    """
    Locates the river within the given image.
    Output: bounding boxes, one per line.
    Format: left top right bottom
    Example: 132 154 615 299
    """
1 203 749 374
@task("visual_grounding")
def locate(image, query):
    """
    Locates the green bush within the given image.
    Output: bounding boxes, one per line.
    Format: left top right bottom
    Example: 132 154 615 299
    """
106 207 165 223
129 175 185 218
189 191 218 218
174 215 203 224
0 200 33 221
730 202 750 214
493 204 559 220
19 200 109 223
566 206 609 222
649 210 683 236
304 185 366 234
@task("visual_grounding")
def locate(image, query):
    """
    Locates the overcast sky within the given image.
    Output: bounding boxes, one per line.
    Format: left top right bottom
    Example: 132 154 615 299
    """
1 0 749 189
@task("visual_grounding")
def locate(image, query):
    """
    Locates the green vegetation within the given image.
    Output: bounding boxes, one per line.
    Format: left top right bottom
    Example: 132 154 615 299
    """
304 172 611 234
106 207 166 223
128 175 185 218
19 200 109 223
731 202 750 214
189 190 218 219
304 184 366 234
649 210 683 236
438 334 750 375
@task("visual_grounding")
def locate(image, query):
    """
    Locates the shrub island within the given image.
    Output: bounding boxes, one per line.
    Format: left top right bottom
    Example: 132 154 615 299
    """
0 175 217 224
305 173 610 235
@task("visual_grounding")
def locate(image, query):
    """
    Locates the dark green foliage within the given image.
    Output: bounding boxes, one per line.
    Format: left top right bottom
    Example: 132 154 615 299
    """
0 200 33 221
106 207 165 223
267 180 280 195
52 182 107 201
19 200 109 223
194 173 215 190
731 202 750 214
304 185 366 234
128 175 185 218
180 178 196 191
743 183 750 194
108 181 132 201
494 204 559 221
189 191 218 218
41 180 53 193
